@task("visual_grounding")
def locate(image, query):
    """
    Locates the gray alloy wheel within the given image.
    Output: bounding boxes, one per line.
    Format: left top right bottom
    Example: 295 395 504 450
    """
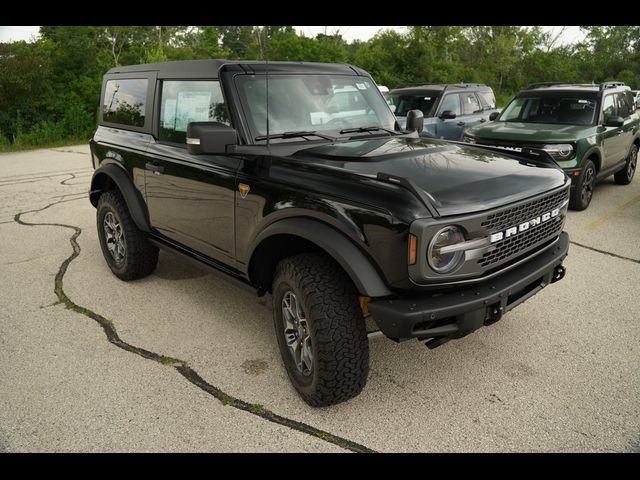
103 211 126 264
281 291 313 377
614 144 638 185
581 164 595 205
627 145 637 179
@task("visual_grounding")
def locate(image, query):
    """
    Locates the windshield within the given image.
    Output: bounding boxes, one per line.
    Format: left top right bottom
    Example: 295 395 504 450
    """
234 74 397 140
388 93 439 117
499 93 599 125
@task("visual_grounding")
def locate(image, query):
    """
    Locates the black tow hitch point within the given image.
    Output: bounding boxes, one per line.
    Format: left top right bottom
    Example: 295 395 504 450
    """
551 265 566 283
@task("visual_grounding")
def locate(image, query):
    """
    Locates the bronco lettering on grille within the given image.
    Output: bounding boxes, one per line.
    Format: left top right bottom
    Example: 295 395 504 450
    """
489 208 560 243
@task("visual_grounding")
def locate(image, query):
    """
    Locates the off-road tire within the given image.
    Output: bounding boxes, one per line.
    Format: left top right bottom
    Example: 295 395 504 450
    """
96 190 158 280
569 159 596 211
614 143 638 185
272 252 369 407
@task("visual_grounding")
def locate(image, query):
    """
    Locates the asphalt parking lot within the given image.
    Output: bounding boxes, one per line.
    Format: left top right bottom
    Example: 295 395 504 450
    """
1 144 639 452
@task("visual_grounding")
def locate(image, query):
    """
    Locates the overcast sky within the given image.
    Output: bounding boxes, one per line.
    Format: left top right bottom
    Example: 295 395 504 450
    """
0 25 586 45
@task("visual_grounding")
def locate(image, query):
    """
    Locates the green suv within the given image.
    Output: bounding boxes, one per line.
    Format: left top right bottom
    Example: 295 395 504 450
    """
463 82 640 210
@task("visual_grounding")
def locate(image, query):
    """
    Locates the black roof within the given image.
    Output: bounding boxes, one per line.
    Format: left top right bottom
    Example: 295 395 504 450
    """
106 59 368 79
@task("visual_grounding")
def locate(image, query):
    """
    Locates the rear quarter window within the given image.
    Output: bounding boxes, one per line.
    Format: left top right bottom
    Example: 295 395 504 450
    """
103 79 148 127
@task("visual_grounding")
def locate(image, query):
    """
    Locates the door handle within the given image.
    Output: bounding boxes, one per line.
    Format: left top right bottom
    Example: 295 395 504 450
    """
145 162 165 175
480 118 487 123
457 122 466 126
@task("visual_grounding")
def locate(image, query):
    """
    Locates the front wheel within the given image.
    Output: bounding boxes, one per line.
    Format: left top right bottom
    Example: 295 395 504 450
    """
569 159 596 211
272 253 369 407
614 143 638 185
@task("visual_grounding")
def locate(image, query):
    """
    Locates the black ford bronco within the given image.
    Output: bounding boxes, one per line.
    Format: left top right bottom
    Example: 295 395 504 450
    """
89 60 570 406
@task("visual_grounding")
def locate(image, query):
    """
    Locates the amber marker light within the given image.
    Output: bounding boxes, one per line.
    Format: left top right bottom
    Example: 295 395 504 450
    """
408 234 417 265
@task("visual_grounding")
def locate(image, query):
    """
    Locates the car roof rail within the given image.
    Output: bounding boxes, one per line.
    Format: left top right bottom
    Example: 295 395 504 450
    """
525 82 574 90
453 82 486 88
394 82 440 89
443 83 487 91
600 81 626 91
393 82 487 91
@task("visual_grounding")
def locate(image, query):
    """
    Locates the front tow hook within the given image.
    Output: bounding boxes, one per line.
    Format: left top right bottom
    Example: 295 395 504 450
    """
551 265 566 283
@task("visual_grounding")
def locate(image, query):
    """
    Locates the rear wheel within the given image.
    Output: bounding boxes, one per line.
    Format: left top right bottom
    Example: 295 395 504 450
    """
569 159 596 211
614 143 638 185
272 253 369 407
96 190 158 280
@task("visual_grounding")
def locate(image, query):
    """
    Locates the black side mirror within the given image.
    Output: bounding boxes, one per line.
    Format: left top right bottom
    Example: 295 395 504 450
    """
187 122 237 155
439 110 457 120
604 116 624 128
489 111 500 121
405 109 424 132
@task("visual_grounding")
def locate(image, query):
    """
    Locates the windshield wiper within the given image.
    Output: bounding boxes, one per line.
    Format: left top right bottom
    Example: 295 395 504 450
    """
339 126 400 135
255 130 336 142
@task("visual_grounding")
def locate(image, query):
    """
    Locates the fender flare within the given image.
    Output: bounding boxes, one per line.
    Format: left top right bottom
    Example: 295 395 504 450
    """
89 163 151 232
248 218 392 298
582 146 602 171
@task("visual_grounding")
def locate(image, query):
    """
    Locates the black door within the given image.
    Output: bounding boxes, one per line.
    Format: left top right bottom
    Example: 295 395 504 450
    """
144 79 239 264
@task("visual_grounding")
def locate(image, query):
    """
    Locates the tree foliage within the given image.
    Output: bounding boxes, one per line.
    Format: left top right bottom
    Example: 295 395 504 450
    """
1 25 639 149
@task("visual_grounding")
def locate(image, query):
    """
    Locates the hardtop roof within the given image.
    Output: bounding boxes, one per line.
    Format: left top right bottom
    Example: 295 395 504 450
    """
106 59 367 79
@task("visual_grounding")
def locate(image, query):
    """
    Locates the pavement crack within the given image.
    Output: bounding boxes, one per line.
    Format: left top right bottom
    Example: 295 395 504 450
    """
0 168 93 187
51 149 90 156
14 196 375 454
570 241 640 265
60 174 75 185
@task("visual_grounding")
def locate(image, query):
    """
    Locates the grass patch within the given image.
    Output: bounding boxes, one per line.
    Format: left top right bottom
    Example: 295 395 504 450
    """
0 136 89 153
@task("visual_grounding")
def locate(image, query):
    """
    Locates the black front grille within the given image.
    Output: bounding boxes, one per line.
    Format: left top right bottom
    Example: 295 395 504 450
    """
481 189 568 232
478 189 569 268
479 217 563 267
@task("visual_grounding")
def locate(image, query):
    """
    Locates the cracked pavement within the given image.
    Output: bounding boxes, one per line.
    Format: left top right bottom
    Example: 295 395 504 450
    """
1 144 639 452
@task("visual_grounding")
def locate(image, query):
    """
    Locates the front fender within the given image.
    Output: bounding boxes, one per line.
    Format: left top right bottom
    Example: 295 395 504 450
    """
248 218 393 298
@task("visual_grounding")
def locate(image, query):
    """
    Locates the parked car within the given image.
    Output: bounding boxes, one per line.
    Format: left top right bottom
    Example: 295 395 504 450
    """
388 83 499 140
89 60 569 406
464 82 640 211
631 90 640 110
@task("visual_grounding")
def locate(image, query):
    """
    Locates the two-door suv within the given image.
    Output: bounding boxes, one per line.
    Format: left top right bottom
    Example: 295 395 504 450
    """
388 83 499 140
463 82 640 210
89 60 570 406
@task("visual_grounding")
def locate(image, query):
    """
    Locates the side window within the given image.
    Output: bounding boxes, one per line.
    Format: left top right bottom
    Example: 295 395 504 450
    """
159 80 230 144
438 94 462 116
461 93 482 115
602 94 617 122
478 90 496 109
616 92 632 118
103 79 148 127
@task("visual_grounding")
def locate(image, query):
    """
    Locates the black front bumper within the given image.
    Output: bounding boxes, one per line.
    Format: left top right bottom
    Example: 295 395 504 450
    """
368 232 569 347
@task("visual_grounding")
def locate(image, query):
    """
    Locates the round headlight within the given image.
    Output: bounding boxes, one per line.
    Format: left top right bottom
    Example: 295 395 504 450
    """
542 144 574 160
427 226 466 273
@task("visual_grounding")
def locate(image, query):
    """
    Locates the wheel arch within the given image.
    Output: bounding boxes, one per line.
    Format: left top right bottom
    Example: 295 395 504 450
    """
247 218 393 298
583 147 602 172
89 163 151 233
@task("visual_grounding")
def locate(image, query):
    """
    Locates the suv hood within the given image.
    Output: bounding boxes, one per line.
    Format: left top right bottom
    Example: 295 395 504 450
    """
468 121 592 143
291 137 567 217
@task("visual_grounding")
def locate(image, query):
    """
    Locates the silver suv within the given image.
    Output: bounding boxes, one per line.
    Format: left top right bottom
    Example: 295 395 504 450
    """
388 83 499 141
